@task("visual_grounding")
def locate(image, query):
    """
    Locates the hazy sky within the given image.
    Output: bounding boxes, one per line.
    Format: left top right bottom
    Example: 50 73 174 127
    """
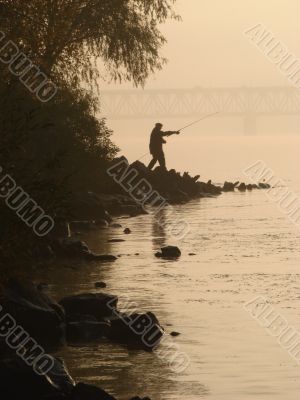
101 0 300 89
99 0 300 154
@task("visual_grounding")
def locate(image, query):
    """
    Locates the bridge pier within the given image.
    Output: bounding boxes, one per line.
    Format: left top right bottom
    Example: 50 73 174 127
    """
243 113 257 136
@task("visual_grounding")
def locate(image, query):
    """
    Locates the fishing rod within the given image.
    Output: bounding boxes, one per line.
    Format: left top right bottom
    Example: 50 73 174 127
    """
178 111 220 132
137 111 220 161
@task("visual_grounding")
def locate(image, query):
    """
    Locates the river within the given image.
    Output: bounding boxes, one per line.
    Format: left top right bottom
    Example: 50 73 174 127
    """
42 135 300 400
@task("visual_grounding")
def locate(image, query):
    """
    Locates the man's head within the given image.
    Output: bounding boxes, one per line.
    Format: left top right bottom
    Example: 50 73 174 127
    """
155 122 163 130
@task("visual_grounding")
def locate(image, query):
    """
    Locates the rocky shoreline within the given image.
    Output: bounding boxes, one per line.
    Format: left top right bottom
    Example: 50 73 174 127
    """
0 162 271 399
0 278 163 399
38 159 271 262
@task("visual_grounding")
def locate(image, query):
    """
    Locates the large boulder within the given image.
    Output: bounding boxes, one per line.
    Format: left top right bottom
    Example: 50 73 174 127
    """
59 293 118 320
107 311 164 351
0 279 65 346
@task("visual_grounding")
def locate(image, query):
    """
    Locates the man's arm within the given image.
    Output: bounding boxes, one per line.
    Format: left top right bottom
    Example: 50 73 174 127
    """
162 131 180 137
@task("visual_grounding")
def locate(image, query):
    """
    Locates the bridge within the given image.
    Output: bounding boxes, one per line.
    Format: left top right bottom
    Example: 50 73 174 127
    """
100 86 300 135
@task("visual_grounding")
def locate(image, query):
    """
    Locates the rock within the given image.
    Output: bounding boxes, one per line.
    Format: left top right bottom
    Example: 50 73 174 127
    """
70 383 116 400
222 181 238 192
0 278 65 346
259 182 271 189
108 239 125 243
107 311 164 351
189 253 196 256
59 293 118 320
170 331 181 337
238 182 247 191
123 228 131 234
246 184 253 190
66 321 110 343
95 282 107 289
85 254 117 262
0 356 74 400
160 246 181 258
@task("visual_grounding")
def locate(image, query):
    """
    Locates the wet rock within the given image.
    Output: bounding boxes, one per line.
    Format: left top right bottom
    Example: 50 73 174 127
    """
95 282 107 289
189 253 196 256
0 278 65 346
124 228 131 234
160 246 181 258
108 238 125 243
85 254 117 262
170 331 181 337
60 293 118 320
107 311 164 351
246 184 253 190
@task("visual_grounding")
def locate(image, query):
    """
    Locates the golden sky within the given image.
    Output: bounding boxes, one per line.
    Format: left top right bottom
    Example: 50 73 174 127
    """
101 0 300 89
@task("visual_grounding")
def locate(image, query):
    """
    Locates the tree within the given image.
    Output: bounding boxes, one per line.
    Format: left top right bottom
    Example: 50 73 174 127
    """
0 0 179 87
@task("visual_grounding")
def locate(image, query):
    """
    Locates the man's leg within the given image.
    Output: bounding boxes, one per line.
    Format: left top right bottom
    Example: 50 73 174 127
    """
157 151 166 170
148 156 157 170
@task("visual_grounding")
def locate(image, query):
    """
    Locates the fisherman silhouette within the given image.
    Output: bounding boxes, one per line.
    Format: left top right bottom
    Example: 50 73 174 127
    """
148 123 179 170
